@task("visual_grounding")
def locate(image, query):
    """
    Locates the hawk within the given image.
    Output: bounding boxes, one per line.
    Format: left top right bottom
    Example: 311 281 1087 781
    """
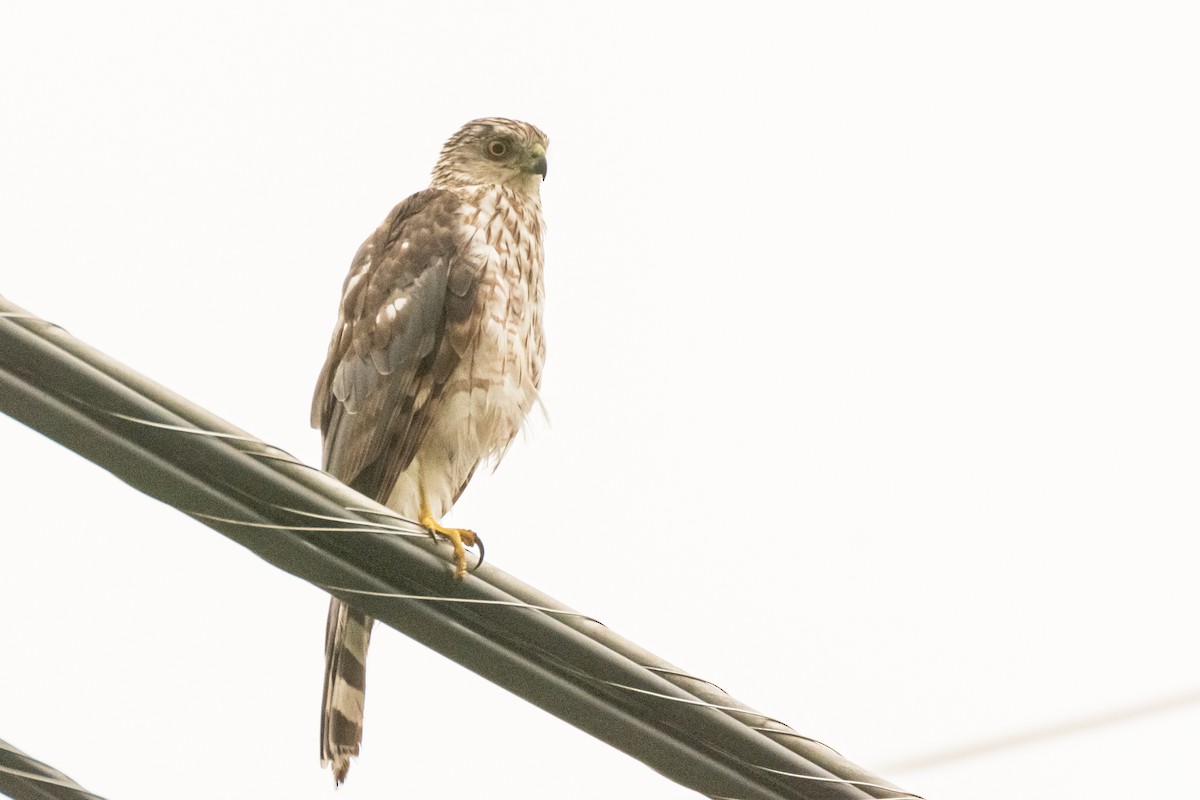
311 118 549 783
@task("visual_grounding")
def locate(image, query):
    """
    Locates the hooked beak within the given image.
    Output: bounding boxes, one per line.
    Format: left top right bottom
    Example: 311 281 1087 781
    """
528 144 548 180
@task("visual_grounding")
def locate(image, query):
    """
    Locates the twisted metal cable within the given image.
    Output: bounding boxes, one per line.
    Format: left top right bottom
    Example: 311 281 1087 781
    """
0 739 106 800
0 296 919 800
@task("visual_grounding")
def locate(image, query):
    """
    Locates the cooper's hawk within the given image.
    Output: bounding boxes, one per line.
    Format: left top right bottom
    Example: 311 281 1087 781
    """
311 118 548 783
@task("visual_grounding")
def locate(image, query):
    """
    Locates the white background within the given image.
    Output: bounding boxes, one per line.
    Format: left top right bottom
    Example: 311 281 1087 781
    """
2 3 1198 799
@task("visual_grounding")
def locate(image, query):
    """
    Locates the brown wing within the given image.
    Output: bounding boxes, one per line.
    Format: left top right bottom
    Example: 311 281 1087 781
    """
311 188 483 503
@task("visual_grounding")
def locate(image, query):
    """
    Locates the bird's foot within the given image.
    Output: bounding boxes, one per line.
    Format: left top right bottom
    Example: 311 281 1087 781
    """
420 513 478 579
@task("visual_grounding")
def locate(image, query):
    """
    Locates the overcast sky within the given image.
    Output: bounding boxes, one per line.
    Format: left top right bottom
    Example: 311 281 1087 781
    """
2 3 1199 799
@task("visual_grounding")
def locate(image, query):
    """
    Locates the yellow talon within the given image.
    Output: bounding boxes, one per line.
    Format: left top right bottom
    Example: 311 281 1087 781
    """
419 511 477 579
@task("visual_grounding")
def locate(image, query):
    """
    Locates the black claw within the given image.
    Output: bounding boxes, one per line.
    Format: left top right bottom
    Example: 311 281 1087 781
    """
469 534 486 572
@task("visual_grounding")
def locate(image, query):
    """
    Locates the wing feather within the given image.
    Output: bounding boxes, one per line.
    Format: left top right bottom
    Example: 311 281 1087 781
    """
311 188 482 503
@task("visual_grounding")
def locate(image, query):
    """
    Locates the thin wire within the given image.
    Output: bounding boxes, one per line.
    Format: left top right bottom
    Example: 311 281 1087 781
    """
249 450 314 465
185 510 429 537
268 505 426 534
635 664 845 755
750 728 844 756
345 505 412 519
53 388 303 462
645 666 729 693
748 765 922 799
594 679 796 729
322 583 603 623
882 686 1200 773
542 661 911 799
84 400 288 449
92 397 457 542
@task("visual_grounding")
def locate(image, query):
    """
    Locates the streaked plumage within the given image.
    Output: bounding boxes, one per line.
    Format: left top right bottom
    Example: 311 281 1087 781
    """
312 117 548 783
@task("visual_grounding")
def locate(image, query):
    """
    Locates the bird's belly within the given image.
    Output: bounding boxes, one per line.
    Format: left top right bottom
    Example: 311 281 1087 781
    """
432 347 537 465
387 323 540 521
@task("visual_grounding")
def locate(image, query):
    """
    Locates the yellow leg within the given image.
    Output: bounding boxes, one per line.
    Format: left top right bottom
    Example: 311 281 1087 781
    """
418 485 477 579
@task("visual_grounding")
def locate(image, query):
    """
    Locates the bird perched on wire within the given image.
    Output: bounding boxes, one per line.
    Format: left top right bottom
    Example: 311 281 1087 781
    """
311 117 549 784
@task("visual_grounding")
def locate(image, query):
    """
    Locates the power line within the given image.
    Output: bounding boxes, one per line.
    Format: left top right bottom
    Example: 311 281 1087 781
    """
0 297 918 800
0 738 106 800
884 687 1200 773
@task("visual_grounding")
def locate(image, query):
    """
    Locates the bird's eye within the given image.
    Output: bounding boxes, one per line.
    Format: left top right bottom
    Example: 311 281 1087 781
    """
487 139 509 159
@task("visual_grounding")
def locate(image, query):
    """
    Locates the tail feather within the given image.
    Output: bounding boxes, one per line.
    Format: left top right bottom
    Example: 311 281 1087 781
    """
321 597 374 784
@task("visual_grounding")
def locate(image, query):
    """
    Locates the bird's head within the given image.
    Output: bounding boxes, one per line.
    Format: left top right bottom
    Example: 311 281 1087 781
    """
431 117 549 194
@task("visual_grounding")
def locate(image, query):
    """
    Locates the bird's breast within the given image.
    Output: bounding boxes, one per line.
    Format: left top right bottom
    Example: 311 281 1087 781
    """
438 187 546 463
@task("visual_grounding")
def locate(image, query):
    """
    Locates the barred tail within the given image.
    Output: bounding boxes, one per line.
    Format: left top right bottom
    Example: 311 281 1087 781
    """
321 597 373 784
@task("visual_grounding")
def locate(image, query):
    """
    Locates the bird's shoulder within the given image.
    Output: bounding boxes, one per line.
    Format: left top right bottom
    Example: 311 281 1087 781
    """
311 187 471 431
341 188 465 322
